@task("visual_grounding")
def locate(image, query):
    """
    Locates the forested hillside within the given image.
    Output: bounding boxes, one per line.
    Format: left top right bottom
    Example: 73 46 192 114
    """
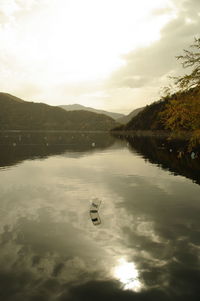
113 100 166 131
0 93 118 131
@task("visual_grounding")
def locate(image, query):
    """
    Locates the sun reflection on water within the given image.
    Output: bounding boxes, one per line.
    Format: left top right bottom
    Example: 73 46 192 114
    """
113 258 142 291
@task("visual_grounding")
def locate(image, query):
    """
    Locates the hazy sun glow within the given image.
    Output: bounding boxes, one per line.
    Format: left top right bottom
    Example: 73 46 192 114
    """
0 0 173 83
0 0 178 110
113 258 142 291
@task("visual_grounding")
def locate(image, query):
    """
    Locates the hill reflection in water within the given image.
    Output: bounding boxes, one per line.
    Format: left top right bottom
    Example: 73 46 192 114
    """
0 131 115 169
114 133 200 185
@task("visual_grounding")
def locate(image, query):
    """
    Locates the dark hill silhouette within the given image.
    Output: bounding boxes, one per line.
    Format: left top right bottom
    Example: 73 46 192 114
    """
0 93 118 131
112 100 166 131
117 106 144 124
0 92 25 103
123 100 166 130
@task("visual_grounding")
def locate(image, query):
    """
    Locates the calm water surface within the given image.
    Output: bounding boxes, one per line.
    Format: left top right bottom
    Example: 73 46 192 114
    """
0 132 200 300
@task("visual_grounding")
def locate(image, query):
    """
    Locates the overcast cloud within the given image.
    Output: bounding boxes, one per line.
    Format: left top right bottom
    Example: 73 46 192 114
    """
107 0 200 110
0 0 199 113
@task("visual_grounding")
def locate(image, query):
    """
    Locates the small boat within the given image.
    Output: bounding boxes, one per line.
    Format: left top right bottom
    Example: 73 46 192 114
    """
90 198 101 225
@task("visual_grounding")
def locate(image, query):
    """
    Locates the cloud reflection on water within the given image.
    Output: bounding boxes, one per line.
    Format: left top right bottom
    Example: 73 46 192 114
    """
0 134 200 300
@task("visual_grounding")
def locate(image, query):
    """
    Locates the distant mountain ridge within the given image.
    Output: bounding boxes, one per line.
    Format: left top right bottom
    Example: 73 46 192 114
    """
0 92 119 131
59 104 124 120
117 107 144 124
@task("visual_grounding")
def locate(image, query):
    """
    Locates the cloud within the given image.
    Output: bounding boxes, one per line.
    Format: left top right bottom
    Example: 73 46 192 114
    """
108 0 200 91
0 11 8 24
0 0 200 113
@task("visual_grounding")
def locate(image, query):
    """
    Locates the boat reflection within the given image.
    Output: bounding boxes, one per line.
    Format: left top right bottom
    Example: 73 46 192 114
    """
90 198 101 225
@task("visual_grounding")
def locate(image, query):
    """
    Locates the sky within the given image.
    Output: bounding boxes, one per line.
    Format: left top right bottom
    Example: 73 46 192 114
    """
0 0 199 114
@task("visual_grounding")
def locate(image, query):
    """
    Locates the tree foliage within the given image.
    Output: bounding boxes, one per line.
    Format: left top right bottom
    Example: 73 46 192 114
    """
161 38 200 149
161 89 200 131
173 37 200 91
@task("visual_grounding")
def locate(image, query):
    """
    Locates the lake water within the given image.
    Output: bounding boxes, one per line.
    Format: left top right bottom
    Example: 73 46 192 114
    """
0 131 200 301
